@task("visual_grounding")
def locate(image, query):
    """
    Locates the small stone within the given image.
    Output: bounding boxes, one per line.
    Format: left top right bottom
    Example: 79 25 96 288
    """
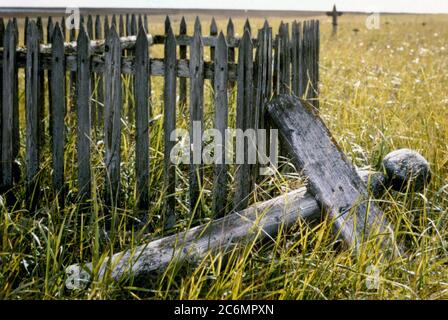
383 149 431 192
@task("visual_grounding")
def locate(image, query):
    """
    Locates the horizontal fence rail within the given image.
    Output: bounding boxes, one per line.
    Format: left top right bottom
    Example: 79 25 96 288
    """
0 14 320 222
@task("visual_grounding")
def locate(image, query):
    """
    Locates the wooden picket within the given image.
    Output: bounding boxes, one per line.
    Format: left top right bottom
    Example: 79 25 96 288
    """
0 15 320 224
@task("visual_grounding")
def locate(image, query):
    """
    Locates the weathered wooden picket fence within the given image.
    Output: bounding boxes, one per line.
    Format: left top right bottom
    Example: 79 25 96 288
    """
0 14 319 218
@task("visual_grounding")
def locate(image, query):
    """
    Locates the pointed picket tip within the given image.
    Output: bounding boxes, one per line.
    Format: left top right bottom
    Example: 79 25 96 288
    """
263 19 269 30
193 16 202 38
242 28 251 40
6 18 14 33
217 31 227 48
244 18 251 33
180 16 187 33
52 22 64 42
138 14 143 29
210 17 218 34
164 15 172 34
137 23 148 43
106 24 119 40
77 24 89 43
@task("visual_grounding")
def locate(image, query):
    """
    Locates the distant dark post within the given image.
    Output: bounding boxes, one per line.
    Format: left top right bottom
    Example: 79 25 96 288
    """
326 4 343 35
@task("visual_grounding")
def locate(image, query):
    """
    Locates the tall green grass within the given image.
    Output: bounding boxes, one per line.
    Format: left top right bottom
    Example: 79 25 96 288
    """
1 14 448 299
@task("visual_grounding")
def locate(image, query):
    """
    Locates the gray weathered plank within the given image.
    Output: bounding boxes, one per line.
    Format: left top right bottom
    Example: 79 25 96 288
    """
267 95 399 253
51 23 66 195
68 159 417 281
212 32 229 218
126 14 131 36
291 21 302 97
47 17 54 138
163 19 177 226
25 21 41 208
209 17 218 90
134 25 150 210
95 15 104 126
35 17 45 149
244 18 251 34
76 26 92 200
1 21 17 190
226 18 235 89
189 17 204 216
119 15 125 37
233 29 254 211
279 22 290 94
69 16 76 112
87 15 93 38
61 16 66 39
0 18 4 188
179 16 187 108
104 26 122 207
131 14 137 35
111 14 117 30
104 15 110 35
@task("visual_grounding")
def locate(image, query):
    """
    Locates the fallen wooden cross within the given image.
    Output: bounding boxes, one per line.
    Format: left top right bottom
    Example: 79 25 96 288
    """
267 95 400 253
66 148 429 283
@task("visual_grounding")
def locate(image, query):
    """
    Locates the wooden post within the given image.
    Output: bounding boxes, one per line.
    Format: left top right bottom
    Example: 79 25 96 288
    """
279 22 290 94
25 21 41 209
0 17 4 189
179 17 187 110
212 32 229 218
134 25 150 211
233 29 254 211
209 17 218 91
226 18 235 89
50 23 66 200
119 15 124 37
95 15 104 126
163 18 177 226
267 95 399 253
189 17 204 216
76 26 92 201
104 26 122 207
1 21 18 192
69 16 76 113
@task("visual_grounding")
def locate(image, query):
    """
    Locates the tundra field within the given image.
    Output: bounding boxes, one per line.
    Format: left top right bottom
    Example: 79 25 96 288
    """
1 13 448 299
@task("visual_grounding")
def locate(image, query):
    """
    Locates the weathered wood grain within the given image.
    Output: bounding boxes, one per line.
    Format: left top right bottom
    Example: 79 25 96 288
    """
134 25 150 211
212 32 229 218
51 23 66 196
76 27 92 200
189 17 204 216
233 29 254 211
164 20 177 226
227 18 235 89
104 27 122 207
0 18 4 188
25 21 41 209
1 21 17 191
119 15 124 37
266 95 399 253
179 17 187 108
209 17 218 90
95 15 104 126
68 163 410 281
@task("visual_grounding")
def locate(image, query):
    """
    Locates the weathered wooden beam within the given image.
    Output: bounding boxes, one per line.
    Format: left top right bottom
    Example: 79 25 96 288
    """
267 95 398 253
67 155 429 282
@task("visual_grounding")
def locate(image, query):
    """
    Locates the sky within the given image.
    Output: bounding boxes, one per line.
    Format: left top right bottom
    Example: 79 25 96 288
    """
2 0 448 14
